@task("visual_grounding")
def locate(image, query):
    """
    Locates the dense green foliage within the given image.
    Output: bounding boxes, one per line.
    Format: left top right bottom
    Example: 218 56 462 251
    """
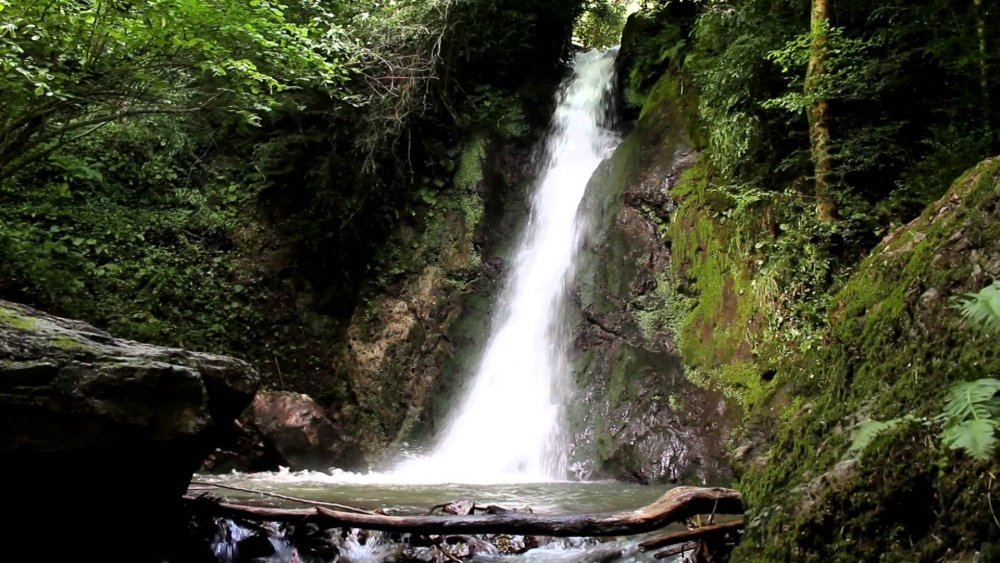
0 0 582 386
573 0 633 49
0 0 346 353
0 0 348 180
621 0 998 364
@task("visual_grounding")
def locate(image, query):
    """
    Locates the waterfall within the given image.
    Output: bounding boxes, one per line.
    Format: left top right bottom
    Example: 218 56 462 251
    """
398 48 620 484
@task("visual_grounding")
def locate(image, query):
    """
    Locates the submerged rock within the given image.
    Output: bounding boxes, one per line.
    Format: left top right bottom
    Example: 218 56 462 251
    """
251 391 366 472
0 300 259 560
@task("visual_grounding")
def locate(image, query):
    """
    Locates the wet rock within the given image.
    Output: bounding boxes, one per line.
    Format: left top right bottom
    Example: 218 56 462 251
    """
446 536 499 558
0 300 259 560
438 499 476 515
287 523 340 560
236 533 276 561
568 85 736 485
251 391 366 472
491 534 529 554
484 504 534 515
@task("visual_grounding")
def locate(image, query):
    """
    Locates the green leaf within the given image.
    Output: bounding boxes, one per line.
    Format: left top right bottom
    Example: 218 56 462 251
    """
940 379 1000 426
942 419 998 460
939 378 1000 460
848 418 903 454
952 282 1000 333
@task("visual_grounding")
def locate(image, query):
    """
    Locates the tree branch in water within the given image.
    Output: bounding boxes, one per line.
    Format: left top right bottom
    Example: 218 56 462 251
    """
183 486 742 537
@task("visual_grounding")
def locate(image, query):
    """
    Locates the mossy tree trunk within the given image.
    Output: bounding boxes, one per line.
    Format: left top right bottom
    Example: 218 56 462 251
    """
807 0 836 221
975 0 995 153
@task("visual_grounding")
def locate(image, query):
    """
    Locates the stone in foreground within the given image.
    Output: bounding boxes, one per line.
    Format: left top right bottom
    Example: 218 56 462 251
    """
0 300 259 560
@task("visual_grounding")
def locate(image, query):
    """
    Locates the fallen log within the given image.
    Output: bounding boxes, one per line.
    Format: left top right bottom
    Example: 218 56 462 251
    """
639 519 745 552
653 541 699 560
183 486 741 537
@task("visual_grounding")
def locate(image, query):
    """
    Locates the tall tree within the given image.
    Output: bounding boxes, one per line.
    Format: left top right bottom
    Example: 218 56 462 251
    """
806 0 836 221
975 0 994 152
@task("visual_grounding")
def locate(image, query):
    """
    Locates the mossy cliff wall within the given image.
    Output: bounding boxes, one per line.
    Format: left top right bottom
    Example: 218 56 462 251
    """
730 160 1000 562
618 11 1000 560
332 129 538 464
566 73 737 485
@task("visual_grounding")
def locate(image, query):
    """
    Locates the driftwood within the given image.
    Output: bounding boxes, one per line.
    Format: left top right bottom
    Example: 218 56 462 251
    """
184 486 741 537
639 519 745 552
654 541 699 559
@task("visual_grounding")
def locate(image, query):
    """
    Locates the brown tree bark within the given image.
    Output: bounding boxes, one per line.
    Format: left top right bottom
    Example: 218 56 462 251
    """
807 0 836 221
638 519 745 552
975 0 994 152
183 486 743 537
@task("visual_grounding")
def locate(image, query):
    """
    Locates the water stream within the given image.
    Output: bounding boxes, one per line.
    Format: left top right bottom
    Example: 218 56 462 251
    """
397 46 621 484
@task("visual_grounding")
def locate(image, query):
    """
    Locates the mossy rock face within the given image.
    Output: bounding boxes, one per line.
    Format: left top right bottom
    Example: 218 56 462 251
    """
333 132 537 465
666 155 766 407
567 86 737 485
731 159 1000 562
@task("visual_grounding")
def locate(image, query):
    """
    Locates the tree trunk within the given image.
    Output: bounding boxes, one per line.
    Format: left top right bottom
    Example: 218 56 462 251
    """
975 0 994 152
183 486 743 537
807 0 836 221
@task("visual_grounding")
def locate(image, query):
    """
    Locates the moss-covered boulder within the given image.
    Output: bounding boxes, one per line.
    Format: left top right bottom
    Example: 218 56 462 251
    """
566 81 737 485
0 299 259 559
733 159 1000 562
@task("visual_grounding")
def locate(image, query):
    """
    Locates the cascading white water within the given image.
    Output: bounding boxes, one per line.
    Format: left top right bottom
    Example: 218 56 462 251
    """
398 48 620 484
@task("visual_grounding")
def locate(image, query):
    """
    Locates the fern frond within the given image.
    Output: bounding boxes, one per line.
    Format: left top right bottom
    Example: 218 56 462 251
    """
952 281 1000 333
941 419 998 460
848 418 903 454
940 379 1000 426
940 378 1000 460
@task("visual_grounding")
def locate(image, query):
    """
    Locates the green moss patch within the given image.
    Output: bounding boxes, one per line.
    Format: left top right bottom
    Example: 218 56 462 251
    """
0 307 39 331
666 155 764 406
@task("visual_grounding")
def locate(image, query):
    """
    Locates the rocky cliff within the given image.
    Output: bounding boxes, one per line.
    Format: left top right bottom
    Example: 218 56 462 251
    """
566 78 736 485
333 128 544 465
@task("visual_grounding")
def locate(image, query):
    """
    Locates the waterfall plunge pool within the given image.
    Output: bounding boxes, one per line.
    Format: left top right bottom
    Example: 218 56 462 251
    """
195 469 669 514
193 471 697 563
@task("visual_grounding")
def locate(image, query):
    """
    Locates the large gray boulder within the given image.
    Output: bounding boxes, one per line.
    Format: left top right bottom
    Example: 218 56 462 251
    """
0 300 259 560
